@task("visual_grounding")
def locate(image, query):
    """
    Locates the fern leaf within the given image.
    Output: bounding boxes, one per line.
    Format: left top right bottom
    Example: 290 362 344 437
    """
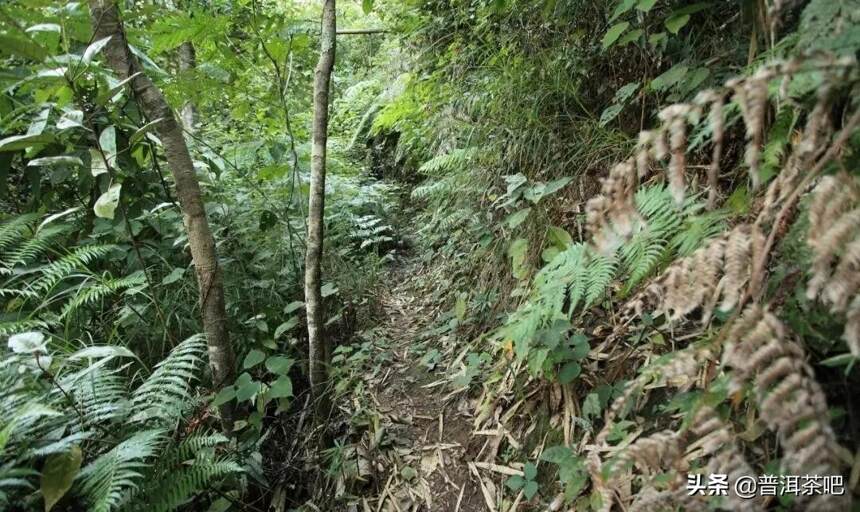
131 336 207 425
60 271 147 320
0 214 38 260
584 252 617 308
76 429 165 512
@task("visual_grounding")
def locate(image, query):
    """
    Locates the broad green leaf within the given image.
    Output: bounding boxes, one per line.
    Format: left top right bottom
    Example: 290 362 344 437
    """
525 177 571 203
212 386 236 406
274 317 298 339
28 156 83 168
98 126 116 167
682 67 710 94
546 226 573 248
235 373 258 402
268 376 293 398
636 0 658 12
649 32 667 47
26 23 61 34
508 238 529 280
41 445 82 512
599 103 624 126
94 183 122 219
454 295 467 321
540 445 574 465
570 338 590 360
672 2 711 16
102 72 142 104
820 353 857 367
524 462 537 480
610 0 636 22
284 301 304 314
90 149 108 177
665 14 690 34
28 108 50 135
617 28 644 46
582 392 602 419
56 110 83 130
400 466 417 481
0 34 46 61
505 475 525 490
265 356 294 376
130 119 162 146
602 22 630 49
82 36 112 64
558 361 581 384
523 480 539 500
68 345 135 361
506 208 531 229
616 82 641 103
0 134 54 152
542 177 572 197
243 349 266 369
650 64 688 91
161 267 185 284
129 44 166 75
320 282 338 297
362 0 374 14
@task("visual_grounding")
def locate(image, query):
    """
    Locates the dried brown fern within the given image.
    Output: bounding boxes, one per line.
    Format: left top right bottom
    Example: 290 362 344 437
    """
686 406 763 512
586 159 641 254
587 55 856 253
498 54 859 511
806 172 860 356
627 224 764 323
587 344 718 511
723 305 849 511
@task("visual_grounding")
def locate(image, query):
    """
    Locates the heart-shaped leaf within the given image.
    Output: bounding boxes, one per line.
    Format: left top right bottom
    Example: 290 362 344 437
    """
41 445 82 512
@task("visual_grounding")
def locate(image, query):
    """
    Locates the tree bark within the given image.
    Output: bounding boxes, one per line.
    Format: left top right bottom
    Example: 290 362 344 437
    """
177 41 197 134
305 0 336 417
88 0 236 429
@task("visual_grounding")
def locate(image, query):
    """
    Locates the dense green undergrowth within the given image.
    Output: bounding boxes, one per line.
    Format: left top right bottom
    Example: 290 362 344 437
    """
357 0 860 509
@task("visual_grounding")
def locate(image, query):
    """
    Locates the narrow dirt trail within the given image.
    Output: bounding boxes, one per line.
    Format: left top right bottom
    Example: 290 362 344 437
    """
360 263 486 512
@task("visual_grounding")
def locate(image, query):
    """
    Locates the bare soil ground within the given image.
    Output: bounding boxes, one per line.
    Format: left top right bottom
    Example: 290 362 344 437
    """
357 266 486 512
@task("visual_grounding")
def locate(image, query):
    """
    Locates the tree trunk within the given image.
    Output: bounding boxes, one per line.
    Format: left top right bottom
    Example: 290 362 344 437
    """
305 0 336 417
88 0 236 430
177 41 197 134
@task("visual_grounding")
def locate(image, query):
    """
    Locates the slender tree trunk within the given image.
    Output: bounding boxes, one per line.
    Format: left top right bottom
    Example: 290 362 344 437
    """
177 41 197 134
88 0 236 430
305 0 336 417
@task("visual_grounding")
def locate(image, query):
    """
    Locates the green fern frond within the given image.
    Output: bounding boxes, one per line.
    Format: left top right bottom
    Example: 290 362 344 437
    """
584 252 617 308
133 458 241 512
131 336 207 425
67 369 128 428
0 288 38 299
5 225 66 268
0 319 50 337
76 429 165 512
670 210 728 256
30 244 115 294
411 175 461 201
624 239 667 291
418 148 477 177
60 271 147 320
164 432 230 464
619 185 719 293
0 214 38 258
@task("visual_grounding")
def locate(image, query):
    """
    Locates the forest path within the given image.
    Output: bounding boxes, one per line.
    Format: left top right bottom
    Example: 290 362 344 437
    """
358 261 486 512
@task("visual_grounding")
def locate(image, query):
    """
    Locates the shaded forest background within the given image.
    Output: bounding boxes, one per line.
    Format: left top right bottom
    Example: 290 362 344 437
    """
1 0 859 511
